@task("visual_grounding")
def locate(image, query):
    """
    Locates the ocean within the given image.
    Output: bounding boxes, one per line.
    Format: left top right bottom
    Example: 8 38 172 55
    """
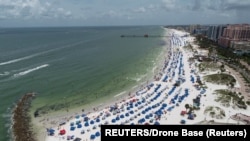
0 26 165 141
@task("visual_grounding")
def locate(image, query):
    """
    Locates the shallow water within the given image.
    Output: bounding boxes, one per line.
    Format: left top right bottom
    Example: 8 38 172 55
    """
0 26 165 141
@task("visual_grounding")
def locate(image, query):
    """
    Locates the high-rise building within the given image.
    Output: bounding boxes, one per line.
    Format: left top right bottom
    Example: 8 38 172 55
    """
218 24 250 48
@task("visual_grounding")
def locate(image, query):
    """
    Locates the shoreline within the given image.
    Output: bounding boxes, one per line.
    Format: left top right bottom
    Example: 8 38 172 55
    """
30 27 170 141
14 28 250 141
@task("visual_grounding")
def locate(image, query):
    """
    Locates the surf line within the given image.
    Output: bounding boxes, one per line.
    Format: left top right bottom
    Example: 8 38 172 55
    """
13 64 49 78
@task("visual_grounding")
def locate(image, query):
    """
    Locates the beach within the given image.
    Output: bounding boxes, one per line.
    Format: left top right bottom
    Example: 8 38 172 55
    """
36 28 250 141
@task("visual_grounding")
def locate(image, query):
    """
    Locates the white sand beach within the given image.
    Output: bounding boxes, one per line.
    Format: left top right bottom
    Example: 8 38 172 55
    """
41 28 250 141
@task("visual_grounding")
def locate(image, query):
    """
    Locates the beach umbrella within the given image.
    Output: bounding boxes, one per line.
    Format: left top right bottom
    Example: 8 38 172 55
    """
162 103 167 108
77 124 82 128
76 120 81 125
96 118 100 122
75 115 80 119
180 119 186 124
48 128 55 136
90 120 95 125
95 131 101 137
149 113 153 117
120 114 125 119
70 122 74 126
145 115 150 119
116 116 120 121
84 122 89 127
70 126 75 131
81 114 86 117
142 110 145 114
127 107 130 110
125 113 129 117
59 129 66 135
111 119 116 123
154 121 160 125
84 117 89 121
130 110 134 114
140 118 145 123
67 136 71 140
90 134 96 140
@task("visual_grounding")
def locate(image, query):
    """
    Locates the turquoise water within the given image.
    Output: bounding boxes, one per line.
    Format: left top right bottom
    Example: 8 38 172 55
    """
0 26 165 141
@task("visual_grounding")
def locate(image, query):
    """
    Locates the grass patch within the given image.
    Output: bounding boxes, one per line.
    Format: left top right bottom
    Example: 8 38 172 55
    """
203 73 236 85
198 62 220 72
204 106 225 119
214 89 247 109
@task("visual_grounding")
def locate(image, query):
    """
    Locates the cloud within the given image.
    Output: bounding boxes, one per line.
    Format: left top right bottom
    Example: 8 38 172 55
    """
188 0 250 11
133 7 146 13
0 0 72 20
161 0 177 11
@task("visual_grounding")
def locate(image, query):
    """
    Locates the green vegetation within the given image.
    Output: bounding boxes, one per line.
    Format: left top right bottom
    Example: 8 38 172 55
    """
198 62 220 72
195 35 214 49
214 89 247 109
241 53 250 65
183 44 194 51
203 73 236 85
204 106 225 119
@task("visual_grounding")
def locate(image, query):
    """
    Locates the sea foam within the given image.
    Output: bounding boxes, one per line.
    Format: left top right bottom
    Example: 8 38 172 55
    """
13 64 49 77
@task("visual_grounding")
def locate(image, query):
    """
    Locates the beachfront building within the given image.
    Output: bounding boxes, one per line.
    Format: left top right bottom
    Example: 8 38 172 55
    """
230 41 250 54
206 25 227 42
218 24 250 48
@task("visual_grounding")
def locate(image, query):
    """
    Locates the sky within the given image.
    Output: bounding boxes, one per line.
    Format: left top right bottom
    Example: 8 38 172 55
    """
0 0 250 27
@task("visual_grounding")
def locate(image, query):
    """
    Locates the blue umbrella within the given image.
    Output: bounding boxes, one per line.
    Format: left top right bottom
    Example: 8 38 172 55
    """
111 119 116 123
180 119 186 124
120 114 125 118
82 114 86 117
162 103 167 107
142 110 145 114
145 115 150 119
70 126 75 131
84 122 89 127
154 121 160 125
125 113 129 117
116 116 120 121
149 113 153 117
90 120 95 124
84 117 89 121
77 124 82 128
140 118 145 123
95 131 100 137
130 110 134 114
96 118 100 122
90 134 95 140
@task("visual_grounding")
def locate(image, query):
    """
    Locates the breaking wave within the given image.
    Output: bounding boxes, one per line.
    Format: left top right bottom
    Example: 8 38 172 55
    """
13 64 49 78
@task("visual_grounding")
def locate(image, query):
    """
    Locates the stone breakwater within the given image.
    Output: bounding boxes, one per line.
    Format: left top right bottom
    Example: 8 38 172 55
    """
12 93 36 141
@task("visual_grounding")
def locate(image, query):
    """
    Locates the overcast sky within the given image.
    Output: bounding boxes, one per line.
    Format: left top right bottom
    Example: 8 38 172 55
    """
0 0 250 27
